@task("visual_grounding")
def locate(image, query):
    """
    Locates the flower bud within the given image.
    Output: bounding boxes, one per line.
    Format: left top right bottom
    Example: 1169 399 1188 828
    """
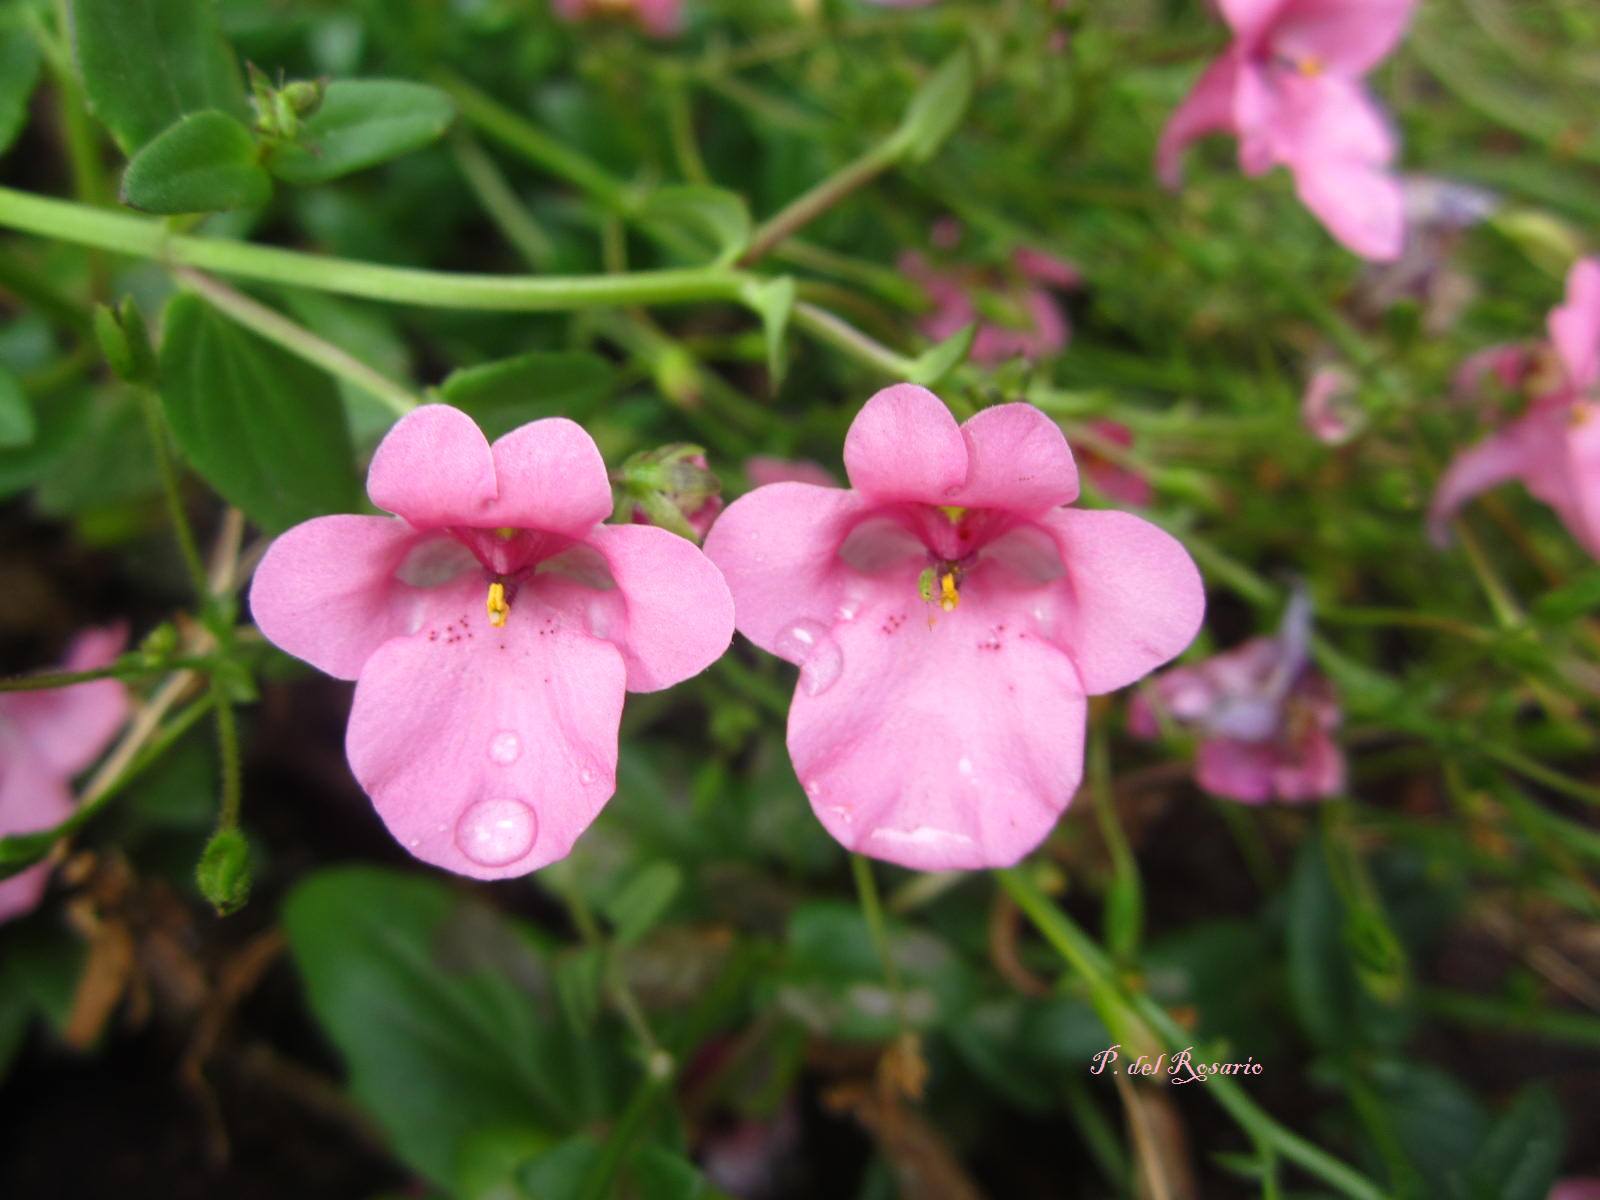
93 298 157 386
197 828 252 916
618 444 723 542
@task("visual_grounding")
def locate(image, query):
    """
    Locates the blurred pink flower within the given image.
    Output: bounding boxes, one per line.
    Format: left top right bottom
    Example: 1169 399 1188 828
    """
1355 175 1498 330
1429 257 1600 559
1158 0 1417 261
705 384 1203 870
250 406 733 879
1551 1181 1600 1200
0 627 128 923
901 240 1082 367
1076 420 1153 506
1301 365 1362 444
1130 590 1342 803
745 456 837 488
552 0 681 37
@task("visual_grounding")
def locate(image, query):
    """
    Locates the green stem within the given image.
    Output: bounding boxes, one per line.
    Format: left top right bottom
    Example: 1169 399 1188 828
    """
1483 740 1600 807
741 141 902 266
1419 987 1600 1048
792 300 917 379
0 656 212 693
664 81 711 186
0 186 753 312
449 133 555 269
851 853 910 1032
998 866 1388 1200
579 1059 674 1200
139 388 211 595
212 678 242 832
172 268 421 418
1089 728 1143 963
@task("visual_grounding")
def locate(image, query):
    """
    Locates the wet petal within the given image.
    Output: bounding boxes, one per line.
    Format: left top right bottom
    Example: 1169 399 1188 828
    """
703 482 874 659
1039 509 1206 695
787 578 1086 871
250 515 460 681
345 588 627 879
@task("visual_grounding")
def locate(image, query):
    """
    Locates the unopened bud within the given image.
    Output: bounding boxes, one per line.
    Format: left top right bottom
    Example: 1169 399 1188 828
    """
197 828 252 916
619 444 723 542
93 298 157 385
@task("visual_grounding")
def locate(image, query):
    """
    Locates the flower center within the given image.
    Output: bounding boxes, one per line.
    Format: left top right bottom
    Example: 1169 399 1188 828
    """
917 565 963 613
1296 54 1323 77
486 581 510 627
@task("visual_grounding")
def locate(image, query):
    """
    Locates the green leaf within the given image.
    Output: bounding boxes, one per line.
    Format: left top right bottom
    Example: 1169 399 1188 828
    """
739 276 795 390
891 49 975 164
0 389 91 501
554 945 605 1035
120 110 271 214
600 861 683 947
455 1127 557 1200
438 351 617 440
636 185 752 267
0 366 35 448
1533 568 1600 624
629 1146 728 1200
0 26 42 157
283 868 622 1187
69 0 248 154
1285 835 1359 1048
905 322 975 388
158 293 360 532
516 1136 601 1200
1467 1086 1563 1200
266 80 456 186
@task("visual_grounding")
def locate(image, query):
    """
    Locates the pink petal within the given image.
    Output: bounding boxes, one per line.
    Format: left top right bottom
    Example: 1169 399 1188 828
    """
1549 257 1600 392
1037 509 1206 695
486 417 613 536
1012 248 1082 289
345 584 627 879
786 581 1086 871
1453 344 1532 400
1196 738 1278 803
744 456 837 488
1158 54 1243 187
1301 365 1361 444
1526 401 1600 559
703 482 870 659
1270 0 1418 75
1279 74 1396 167
1426 419 1538 546
0 737 73 923
250 515 459 681
367 405 498 528
581 524 735 692
1293 154 1405 261
951 403 1079 514
635 0 682 35
843 384 969 504
4 625 128 777
1218 0 1292 41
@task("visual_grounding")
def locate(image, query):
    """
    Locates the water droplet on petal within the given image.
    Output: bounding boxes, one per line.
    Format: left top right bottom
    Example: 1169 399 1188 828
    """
958 756 974 776
488 730 521 764
455 798 538 867
775 619 844 696
580 766 595 785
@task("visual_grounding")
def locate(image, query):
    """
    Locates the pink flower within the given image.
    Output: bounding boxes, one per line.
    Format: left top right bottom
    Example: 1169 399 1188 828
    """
249 406 734 879
1429 257 1600 559
1075 420 1153 507
0 627 128 922
745 456 837 489
1301 365 1362 444
704 385 1204 870
901 242 1082 367
552 0 680 37
1552 1181 1600 1200
1157 0 1417 261
1130 590 1343 803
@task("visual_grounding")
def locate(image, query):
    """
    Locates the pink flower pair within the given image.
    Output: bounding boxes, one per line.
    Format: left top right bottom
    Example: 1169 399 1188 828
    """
1429 257 1600 559
1130 590 1343 804
1159 0 1417 261
254 392 1205 877
0 628 128 922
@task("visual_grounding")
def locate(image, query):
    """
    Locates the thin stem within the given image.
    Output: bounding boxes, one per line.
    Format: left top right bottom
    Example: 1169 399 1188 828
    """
665 82 711 186
1419 987 1600 1048
792 300 917 379
0 186 754 313
1089 728 1143 963
139 388 211 595
741 141 902 266
449 133 555 269
579 1058 674 1200
999 866 1388 1200
1454 518 1523 627
851 854 906 1000
0 657 212 693
212 678 242 832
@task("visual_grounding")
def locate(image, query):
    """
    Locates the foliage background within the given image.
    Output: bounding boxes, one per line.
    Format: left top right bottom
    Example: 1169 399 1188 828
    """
1 0 1599 1197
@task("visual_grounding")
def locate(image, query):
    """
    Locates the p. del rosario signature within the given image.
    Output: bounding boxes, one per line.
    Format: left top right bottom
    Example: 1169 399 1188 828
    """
1090 1044 1264 1085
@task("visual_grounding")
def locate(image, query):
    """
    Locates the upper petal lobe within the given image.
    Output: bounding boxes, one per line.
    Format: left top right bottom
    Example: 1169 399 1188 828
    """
952 403 1079 514
844 384 969 503
367 405 498 528
1549 257 1600 393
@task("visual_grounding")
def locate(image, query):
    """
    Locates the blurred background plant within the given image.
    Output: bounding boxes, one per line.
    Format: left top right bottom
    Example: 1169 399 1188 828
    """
0 0 1598 1197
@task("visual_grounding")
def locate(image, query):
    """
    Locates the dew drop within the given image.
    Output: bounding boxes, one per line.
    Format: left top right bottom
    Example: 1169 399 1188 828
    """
488 730 521 764
775 619 844 696
958 756 974 776
580 766 596 785
455 797 538 867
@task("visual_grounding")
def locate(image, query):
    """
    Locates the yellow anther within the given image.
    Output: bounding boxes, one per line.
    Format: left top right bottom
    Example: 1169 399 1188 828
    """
1297 55 1323 77
494 527 520 541
939 571 960 613
937 505 968 523
487 581 510 627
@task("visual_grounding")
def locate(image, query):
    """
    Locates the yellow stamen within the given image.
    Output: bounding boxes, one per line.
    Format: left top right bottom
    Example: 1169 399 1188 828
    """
1298 54 1323 77
487 581 510 627
937 505 967 523
494 527 519 541
939 571 960 613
